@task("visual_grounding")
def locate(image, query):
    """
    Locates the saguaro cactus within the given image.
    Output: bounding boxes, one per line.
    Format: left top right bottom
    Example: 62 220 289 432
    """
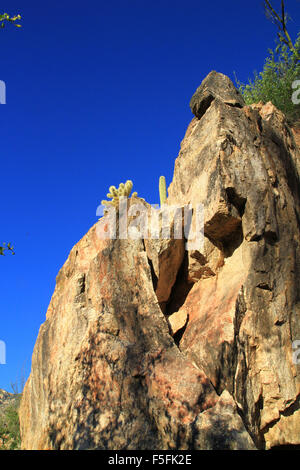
159 176 167 206
101 180 138 208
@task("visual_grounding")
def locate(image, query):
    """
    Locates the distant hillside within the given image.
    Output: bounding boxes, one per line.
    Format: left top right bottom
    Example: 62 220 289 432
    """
0 389 16 411
0 389 21 450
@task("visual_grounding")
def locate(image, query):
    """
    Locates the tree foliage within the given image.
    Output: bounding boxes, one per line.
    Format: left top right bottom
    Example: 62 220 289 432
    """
0 396 21 450
0 13 21 29
236 1 300 125
0 243 15 256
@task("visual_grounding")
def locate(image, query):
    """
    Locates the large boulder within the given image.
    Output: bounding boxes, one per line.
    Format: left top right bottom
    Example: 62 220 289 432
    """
20 72 300 450
168 74 300 449
19 213 254 449
189 70 245 119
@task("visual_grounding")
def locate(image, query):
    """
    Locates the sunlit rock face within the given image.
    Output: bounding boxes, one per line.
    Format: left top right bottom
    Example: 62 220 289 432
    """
19 72 300 450
168 72 300 449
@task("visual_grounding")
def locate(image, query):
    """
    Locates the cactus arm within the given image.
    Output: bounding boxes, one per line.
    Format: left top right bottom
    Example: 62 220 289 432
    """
101 180 138 210
159 176 167 206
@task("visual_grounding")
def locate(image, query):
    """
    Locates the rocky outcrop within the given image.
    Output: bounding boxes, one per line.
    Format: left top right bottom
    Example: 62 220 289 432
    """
190 70 245 119
19 72 300 450
291 121 300 161
168 72 300 449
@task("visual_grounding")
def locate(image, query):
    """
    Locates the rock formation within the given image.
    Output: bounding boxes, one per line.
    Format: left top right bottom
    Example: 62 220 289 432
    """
19 71 300 450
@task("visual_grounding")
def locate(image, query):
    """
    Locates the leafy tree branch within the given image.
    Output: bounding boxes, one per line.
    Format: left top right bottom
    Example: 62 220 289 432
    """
236 1 300 125
263 0 298 59
0 13 21 29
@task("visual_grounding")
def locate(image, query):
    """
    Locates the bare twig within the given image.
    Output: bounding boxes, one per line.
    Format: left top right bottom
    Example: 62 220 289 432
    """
263 0 299 59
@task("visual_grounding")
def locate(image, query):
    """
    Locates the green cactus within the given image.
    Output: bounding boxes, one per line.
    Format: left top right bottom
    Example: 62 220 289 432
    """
159 176 167 206
101 180 138 209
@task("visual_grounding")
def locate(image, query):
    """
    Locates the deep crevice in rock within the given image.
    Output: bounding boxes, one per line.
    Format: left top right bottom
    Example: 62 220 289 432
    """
225 187 246 217
256 282 272 291
165 251 193 316
142 239 191 347
235 405 259 450
147 256 158 292
233 288 265 450
194 94 215 120
257 114 263 133
264 230 278 245
225 101 243 109
249 231 278 245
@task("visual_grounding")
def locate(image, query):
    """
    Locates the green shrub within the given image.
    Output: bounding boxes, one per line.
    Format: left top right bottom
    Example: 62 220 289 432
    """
236 32 300 125
0 395 21 450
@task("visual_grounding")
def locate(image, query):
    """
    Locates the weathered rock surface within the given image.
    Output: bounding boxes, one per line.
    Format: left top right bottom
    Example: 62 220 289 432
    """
19 214 253 450
20 72 300 450
292 122 300 150
168 79 300 449
190 70 245 119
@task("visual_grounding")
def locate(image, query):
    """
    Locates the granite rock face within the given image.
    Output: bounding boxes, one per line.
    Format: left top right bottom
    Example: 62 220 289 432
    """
19 72 300 450
19 216 253 450
168 80 300 449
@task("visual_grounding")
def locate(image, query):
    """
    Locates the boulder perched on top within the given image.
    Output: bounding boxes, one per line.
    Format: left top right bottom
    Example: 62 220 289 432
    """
190 70 245 119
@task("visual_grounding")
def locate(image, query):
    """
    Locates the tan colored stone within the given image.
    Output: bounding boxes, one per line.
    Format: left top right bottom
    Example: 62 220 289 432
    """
167 309 188 336
168 75 300 448
144 236 185 306
19 221 220 450
264 408 300 449
20 72 300 450
193 390 256 449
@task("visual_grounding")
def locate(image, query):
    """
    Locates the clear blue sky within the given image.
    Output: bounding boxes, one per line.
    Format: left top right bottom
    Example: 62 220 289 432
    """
1 0 299 392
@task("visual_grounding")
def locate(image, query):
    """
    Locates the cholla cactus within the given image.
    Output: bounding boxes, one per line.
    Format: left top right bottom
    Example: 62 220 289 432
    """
101 180 138 208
